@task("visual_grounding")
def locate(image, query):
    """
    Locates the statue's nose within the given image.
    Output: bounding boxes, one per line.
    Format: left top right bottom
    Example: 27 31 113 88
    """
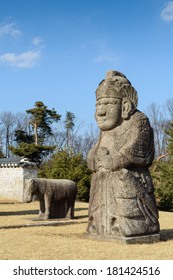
97 106 106 116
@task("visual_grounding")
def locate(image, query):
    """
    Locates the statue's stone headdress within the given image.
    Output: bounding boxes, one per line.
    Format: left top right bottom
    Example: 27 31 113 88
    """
96 70 138 109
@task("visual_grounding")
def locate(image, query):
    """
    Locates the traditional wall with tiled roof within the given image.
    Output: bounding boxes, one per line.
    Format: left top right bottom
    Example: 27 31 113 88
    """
0 158 37 201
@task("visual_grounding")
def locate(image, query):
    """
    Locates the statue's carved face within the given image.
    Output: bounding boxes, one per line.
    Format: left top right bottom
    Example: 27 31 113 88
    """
95 97 122 131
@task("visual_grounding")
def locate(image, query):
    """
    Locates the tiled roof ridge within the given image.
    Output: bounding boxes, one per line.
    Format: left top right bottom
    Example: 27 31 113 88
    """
0 157 37 168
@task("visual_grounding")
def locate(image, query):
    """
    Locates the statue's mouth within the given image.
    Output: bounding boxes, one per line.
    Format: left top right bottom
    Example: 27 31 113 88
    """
97 117 106 124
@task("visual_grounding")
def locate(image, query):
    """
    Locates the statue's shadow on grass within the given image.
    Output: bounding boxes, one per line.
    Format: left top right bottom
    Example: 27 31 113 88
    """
0 210 38 216
0 202 17 205
75 207 88 211
160 229 173 241
0 206 88 221
74 215 88 219
74 207 88 219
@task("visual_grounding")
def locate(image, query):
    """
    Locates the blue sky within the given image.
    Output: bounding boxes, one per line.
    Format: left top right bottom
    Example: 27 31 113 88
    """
0 0 173 129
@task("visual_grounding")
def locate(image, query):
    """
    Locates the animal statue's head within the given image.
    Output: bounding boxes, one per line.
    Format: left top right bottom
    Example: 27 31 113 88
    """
23 179 37 203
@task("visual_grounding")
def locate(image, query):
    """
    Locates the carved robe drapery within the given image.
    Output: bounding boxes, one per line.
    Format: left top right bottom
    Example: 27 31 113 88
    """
87 110 160 237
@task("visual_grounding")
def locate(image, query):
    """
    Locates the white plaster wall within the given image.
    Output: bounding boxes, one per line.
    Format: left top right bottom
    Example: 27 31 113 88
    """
0 167 37 202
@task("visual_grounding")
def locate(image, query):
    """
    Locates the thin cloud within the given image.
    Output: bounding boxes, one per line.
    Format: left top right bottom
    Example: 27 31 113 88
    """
0 18 23 38
32 36 45 47
94 51 118 63
160 1 173 22
0 18 45 69
94 54 117 63
0 50 41 69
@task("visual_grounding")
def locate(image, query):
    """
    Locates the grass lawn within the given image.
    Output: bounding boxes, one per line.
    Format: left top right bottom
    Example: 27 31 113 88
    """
0 198 173 260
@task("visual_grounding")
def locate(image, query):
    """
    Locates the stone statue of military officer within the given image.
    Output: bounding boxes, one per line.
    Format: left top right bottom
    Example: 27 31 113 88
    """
86 70 160 242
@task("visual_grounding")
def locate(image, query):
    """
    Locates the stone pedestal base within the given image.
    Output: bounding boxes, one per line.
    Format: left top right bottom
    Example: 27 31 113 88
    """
85 233 160 244
112 234 160 244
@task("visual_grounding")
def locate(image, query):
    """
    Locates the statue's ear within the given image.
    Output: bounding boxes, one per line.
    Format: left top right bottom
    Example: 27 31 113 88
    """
121 98 132 120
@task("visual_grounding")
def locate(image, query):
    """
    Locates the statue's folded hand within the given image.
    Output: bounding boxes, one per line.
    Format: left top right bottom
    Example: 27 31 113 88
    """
95 147 113 171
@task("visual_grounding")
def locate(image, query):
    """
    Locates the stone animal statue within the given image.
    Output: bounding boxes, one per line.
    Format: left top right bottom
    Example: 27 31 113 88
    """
86 70 160 243
24 178 77 220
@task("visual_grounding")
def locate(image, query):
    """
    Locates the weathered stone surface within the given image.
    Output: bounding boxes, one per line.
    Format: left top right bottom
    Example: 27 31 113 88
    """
24 178 77 220
86 70 160 242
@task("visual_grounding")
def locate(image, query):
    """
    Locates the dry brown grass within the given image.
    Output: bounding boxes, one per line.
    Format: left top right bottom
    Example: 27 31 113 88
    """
0 197 173 260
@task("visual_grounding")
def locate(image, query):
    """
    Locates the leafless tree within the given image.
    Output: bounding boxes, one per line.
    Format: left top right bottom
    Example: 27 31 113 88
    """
80 124 99 158
147 103 168 159
15 112 30 133
44 119 98 159
0 126 4 157
0 111 30 157
165 98 173 120
0 112 16 157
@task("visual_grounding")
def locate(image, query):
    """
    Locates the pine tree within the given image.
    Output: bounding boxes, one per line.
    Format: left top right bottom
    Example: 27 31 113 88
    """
9 101 61 165
26 101 61 145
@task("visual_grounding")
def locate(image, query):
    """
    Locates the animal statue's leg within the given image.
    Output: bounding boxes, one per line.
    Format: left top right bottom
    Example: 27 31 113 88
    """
38 198 45 217
70 202 75 219
44 193 51 220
